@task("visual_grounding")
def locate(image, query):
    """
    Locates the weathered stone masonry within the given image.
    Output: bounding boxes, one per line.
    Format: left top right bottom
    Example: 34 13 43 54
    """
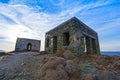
45 17 100 56
15 38 41 52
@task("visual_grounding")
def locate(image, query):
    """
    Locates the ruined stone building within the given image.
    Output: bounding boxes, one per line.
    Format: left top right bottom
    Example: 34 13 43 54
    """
15 38 40 52
45 17 100 56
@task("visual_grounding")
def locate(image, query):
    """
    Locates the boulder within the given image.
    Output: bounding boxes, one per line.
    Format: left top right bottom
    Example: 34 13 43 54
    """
97 71 119 80
63 50 75 60
40 56 69 80
83 73 97 80
83 71 119 80
40 57 81 80
45 68 69 80
65 60 80 79
53 49 64 57
41 57 66 72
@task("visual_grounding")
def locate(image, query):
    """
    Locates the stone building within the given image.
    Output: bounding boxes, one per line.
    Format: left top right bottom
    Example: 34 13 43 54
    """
45 17 100 56
15 38 40 52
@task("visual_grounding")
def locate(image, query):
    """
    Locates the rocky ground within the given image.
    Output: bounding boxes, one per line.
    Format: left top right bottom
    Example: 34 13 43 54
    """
0 51 120 80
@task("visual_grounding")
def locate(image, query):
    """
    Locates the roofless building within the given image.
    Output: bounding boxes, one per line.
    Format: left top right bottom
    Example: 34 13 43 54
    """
45 17 100 56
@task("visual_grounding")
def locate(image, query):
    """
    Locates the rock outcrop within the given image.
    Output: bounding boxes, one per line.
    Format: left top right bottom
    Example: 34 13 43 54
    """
63 50 75 60
40 56 80 80
0 51 120 80
83 71 119 80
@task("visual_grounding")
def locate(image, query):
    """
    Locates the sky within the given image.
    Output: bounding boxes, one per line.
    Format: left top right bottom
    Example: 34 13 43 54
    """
0 0 120 52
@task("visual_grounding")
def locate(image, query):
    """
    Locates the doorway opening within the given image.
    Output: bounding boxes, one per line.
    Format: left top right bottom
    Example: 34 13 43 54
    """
53 36 57 53
83 35 97 54
83 36 91 54
92 39 97 53
63 32 70 46
27 43 32 51
46 38 50 47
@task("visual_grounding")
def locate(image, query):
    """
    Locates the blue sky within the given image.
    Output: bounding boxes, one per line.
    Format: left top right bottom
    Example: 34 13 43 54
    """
0 0 120 51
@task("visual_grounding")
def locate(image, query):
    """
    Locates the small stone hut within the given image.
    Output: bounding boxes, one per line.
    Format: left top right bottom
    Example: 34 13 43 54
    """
45 17 100 56
15 38 40 52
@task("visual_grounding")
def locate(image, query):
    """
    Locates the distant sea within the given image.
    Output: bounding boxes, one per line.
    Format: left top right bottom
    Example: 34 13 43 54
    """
101 51 120 56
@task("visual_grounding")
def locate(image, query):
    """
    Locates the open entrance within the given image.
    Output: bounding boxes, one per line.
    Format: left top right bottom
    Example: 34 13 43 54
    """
86 36 91 54
63 32 70 46
83 35 97 54
46 38 50 47
53 36 57 53
92 39 97 53
27 43 32 51
83 36 91 54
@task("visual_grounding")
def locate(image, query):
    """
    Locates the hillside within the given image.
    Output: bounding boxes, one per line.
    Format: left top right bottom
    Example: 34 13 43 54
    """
0 51 120 80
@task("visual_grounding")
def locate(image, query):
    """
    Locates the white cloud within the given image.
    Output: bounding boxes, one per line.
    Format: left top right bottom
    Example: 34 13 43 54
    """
0 41 15 52
95 18 120 36
100 41 120 51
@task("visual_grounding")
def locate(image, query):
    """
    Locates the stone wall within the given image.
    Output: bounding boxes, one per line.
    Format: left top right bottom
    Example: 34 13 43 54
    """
45 17 100 55
15 38 40 52
45 18 77 54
